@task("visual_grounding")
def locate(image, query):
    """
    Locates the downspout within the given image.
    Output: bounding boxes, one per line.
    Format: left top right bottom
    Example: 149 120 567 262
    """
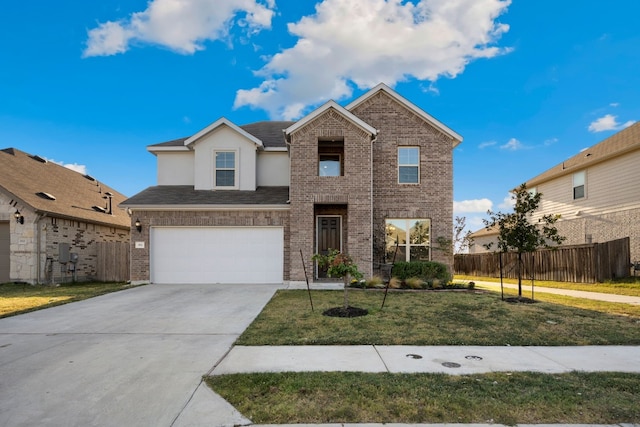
370 132 378 274
35 212 48 284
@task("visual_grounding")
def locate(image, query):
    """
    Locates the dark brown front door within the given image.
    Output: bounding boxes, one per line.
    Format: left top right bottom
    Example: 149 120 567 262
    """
317 216 341 278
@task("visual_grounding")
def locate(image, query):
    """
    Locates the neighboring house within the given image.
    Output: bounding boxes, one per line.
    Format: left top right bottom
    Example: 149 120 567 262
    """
122 83 462 284
0 148 130 284
470 122 640 263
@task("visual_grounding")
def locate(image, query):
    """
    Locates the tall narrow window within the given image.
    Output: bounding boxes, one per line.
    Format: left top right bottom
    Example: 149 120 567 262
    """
573 171 585 199
318 139 344 176
215 151 236 187
398 147 419 183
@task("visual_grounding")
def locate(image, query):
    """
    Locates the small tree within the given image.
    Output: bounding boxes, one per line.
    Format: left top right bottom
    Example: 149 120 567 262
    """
312 249 363 309
483 184 565 298
453 216 474 254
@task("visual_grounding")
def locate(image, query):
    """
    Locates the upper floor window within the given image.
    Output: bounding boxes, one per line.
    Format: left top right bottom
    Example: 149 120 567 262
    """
215 151 236 187
573 171 585 199
318 138 344 176
398 147 419 184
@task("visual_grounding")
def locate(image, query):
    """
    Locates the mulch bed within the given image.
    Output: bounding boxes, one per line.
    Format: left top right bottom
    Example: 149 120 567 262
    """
322 306 369 317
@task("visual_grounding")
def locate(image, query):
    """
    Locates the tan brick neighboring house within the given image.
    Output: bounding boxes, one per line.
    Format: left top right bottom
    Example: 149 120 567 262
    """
0 148 130 284
121 83 462 284
469 122 640 264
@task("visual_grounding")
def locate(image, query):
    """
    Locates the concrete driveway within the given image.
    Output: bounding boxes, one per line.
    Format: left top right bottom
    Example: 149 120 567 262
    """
0 283 280 427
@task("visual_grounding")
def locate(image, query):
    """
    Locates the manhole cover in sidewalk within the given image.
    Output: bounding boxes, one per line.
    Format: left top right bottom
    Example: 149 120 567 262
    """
465 355 483 360
406 354 423 359
442 362 461 368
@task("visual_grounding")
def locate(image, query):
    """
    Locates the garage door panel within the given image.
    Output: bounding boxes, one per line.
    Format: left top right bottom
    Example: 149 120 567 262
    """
151 227 283 284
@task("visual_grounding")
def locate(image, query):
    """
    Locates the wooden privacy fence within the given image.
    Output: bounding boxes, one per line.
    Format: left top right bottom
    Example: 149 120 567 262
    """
96 242 130 282
454 237 630 283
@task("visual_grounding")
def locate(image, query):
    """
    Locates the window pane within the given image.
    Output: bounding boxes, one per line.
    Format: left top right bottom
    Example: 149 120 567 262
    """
319 155 341 176
409 246 430 261
399 166 418 183
398 147 419 165
573 185 584 199
409 220 430 244
216 170 235 186
385 220 407 244
573 171 585 186
216 152 235 168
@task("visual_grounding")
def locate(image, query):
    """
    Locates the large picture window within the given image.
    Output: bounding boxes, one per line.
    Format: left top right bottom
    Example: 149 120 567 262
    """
215 151 236 187
385 219 431 262
398 147 419 183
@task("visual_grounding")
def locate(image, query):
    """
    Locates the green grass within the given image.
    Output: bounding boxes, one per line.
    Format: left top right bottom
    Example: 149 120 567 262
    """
0 281 143 318
236 289 640 346
207 371 640 425
208 288 640 424
455 274 640 296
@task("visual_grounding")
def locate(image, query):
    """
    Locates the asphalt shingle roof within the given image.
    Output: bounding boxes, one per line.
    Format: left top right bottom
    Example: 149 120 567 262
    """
526 121 640 187
121 186 289 206
0 148 130 228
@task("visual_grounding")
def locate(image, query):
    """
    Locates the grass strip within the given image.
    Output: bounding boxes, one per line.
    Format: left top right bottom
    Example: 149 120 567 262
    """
0 282 142 318
207 371 640 425
236 290 640 346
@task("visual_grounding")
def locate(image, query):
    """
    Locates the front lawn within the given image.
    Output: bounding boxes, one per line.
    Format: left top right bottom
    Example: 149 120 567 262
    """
0 281 142 318
209 289 640 425
236 289 640 346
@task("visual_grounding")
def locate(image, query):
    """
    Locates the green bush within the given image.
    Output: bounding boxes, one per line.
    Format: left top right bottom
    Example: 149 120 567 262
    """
392 261 450 285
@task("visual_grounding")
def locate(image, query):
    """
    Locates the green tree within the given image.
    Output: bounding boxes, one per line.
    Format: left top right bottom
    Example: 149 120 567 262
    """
483 184 565 298
312 249 363 309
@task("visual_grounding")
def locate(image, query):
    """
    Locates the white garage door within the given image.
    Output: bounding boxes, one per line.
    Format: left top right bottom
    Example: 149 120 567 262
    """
150 227 284 284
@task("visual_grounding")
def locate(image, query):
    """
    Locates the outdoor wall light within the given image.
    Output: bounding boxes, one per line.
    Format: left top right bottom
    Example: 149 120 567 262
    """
14 210 24 224
135 218 142 233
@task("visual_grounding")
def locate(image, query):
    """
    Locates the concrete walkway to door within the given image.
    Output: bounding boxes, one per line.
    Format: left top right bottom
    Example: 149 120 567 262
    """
0 283 280 427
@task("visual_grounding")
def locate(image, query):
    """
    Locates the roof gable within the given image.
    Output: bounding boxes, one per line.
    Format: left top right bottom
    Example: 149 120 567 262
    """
527 121 640 187
285 100 377 137
0 148 129 228
346 83 463 146
185 117 263 148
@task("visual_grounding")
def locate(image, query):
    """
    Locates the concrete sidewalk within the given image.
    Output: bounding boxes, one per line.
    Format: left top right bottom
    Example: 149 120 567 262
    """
213 345 640 375
471 280 640 305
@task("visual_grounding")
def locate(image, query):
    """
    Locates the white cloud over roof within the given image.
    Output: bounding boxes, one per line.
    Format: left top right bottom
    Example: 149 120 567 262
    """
588 114 635 133
83 0 275 57
454 198 493 214
234 0 512 119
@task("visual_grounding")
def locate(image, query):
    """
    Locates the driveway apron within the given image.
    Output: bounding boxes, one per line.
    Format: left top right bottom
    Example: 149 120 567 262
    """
0 283 280 427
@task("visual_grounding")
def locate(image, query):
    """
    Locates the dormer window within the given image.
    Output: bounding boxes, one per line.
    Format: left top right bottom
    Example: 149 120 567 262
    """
214 150 237 188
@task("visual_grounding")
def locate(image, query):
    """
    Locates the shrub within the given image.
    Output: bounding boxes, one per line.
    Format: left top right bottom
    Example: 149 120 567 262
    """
365 276 385 289
392 261 451 284
404 277 424 289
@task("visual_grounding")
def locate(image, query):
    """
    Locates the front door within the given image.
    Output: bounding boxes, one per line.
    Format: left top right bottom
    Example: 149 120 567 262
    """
316 216 341 278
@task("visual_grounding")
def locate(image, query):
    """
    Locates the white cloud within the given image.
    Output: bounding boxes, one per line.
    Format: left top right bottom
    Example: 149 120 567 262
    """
500 137 524 150
478 140 497 149
609 102 619 107
454 198 493 214
235 0 512 119
47 159 88 175
498 193 515 209
83 0 275 57
588 114 636 132
543 137 558 146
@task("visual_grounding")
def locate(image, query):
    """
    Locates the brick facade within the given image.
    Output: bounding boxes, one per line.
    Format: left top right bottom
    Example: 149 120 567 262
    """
351 91 455 270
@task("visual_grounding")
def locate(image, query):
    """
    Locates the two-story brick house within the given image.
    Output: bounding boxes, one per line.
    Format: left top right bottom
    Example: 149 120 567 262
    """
122 83 462 284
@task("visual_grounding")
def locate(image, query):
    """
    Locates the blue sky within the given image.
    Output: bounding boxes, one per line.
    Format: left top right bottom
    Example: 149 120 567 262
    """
1 0 638 233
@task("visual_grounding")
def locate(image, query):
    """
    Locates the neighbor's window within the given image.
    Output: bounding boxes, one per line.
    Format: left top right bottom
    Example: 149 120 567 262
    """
573 171 585 199
215 151 236 187
398 147 419 183
385 219 430 262
318 139 344 176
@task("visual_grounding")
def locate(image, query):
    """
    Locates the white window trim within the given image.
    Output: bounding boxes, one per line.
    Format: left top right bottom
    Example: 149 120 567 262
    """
572 170 586 200
213 149 239 190
397 146 420 184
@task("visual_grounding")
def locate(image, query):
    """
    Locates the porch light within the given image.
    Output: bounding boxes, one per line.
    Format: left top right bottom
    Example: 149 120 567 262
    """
135 218 142 233
14 210 24 224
